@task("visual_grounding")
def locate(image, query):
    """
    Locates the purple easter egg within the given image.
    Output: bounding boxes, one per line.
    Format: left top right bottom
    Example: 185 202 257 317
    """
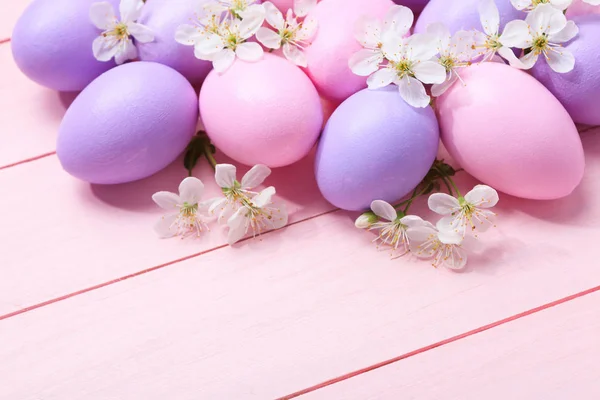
531 15 600 126
11 0 120 92
393 0 430 13
414 0 525 34
137 0 213 85
57 62 198 184
315 87 440 211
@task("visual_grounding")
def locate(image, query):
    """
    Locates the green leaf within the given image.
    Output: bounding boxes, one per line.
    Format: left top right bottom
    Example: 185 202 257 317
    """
183 131 214 176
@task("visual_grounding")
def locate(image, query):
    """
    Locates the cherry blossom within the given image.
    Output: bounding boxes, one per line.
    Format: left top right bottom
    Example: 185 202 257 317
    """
407 223 468 270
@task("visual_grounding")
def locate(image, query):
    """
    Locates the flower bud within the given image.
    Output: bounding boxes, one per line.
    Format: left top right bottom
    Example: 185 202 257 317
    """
355 211 378 229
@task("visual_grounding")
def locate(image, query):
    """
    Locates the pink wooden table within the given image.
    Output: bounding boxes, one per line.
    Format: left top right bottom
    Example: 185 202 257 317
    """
2 3 600 398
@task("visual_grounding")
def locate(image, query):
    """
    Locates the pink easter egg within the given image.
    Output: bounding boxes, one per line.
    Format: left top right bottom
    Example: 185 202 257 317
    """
269 0 295 12
566 0 600 17
199 54 323 168
304 0 395 102
436 63 584 200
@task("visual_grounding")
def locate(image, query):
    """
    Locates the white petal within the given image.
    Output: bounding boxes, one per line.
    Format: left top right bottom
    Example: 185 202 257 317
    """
528 4 566 35
252 186 276 208
90 2 117 30
154 214 179 239
239 13 265 38
437 215 461 236
400 215 428 228
256 27 282 49
510 0 532 10
208 197 227 217
548 20 579 43
428 193 460 215
92 36 119 62
355 214 373 229
114 38 137 64
354 16 382 49
213 49 236 72
152 191 181 210
443 245 468 270
497 46 528 69
519 50 539 69
397 76 430 108
383 5 414 38
294 0 317 17
452 30 480 60
263 1 285 30
427 22 452 54
268 201 288 230
370 200 397 222
367 68 396 89
235 42 264 62
465 185 499 208
239 4 267 21
179 177 204 204
227 208 249 245
119 0 144 22
283 42 307 67
546 48 575 73
549 0 572 10
127 22 154 43
436 223 464 245
406 33 439 62
195 33 225 56
381 35 405 62
478 0 500 36
297 15 318 41
215 164 237 188
431 73 458 97
175 24 202 46
349 49 383 76
499 20 531 48
406 226 438 255
413 60 447 84
241 164 271 189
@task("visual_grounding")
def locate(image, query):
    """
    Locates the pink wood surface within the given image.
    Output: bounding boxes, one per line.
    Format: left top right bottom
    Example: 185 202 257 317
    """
1 129 600 399
302 290 600 400
0 1 28 41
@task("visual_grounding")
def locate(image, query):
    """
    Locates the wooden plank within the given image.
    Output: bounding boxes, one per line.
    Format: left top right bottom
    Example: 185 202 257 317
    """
1 129 600 399
301 291 600 400
0 43 66 169
0 152 333 315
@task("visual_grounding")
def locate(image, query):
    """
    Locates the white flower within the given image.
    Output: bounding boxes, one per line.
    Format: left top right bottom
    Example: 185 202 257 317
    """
367 33 446 108
256 1 318 67
194 14 265 72
209 164 272 223
354 211 378 229
349 5 414 77
294 0 318 17
428 184 499 238
227 186 288 245
90 0 154 65
407 222 468 270
368 200 433 255
510 0 572 11
206 0 265 20
502 4 579 73
472 0 530 68
152 177 210 238
427 23 478 97
174 3 221 50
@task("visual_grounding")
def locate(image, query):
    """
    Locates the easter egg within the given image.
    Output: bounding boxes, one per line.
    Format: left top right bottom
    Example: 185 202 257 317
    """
566 0 600 18
304 0 395 102
270 0 294 13
137 0 213 85
531 15 600 126
315 87 440 211
436 63 584 200
414 0 525 34
393 0 430 13
11 0 120 91
200 54 323 168
57 62 198 184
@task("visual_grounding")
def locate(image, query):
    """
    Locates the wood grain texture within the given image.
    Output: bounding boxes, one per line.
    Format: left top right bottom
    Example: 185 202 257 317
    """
1 129 600 399
302 291 600 400
0 152 333 316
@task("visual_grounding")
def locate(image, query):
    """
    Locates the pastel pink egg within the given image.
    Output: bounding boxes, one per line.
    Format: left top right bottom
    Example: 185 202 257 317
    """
199 54 323 168
566 0 600 17
269 0 295 12
436 63 584 200
304 0 395 102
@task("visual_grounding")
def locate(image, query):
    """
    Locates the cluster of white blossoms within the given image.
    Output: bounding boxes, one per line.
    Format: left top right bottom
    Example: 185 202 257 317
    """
152 164 288 245
349 0 594 108
356 185 499 270
175 0 318 71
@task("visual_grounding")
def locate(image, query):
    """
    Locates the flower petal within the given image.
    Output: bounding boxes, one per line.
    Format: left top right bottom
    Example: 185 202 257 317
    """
227 208 249 245
256 27 282 49
437 223 463 245
464 185 499 208
381 35 405 62
239 12 265 38
241 164 272 189
431 73 458 97
92 36 120 62
283 42 307 67
294 0 317 17
215 164 237 188
406 33 438 62
175 24 202 46
519 50 539 69
428 193 460 215
179 177 204 204
354 16 382 49
413 60 447 84
427 22 452 54
397 75 430 108
548 20 579 43
267 201 289 230
213 48 236 72
152 191 181 210
510 0 532 10
546 47 575 73
263 1 285 30
154 213 179 238
549 0 572 10
297 15 318 41
366 67 396 89
119 0 144 22
195 33 225 57
349 49 383 76
400 215 428 228
497 46 528 69
90 2 117 30
370 200 397 222
240 3 267 21
478 0 500 36
252 186 276 208
383 5 414 38
127 22 154 43
443 245 468 270
114 38 137 65
499 19 531 48
528 3 566 35
236 42 264 62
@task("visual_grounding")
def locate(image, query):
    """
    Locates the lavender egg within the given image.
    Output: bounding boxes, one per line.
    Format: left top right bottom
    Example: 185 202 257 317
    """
531 15 600 125
11 0 119 91
414 0 525 34
137 0 213 85
315 87 440 211
57 62 198 184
